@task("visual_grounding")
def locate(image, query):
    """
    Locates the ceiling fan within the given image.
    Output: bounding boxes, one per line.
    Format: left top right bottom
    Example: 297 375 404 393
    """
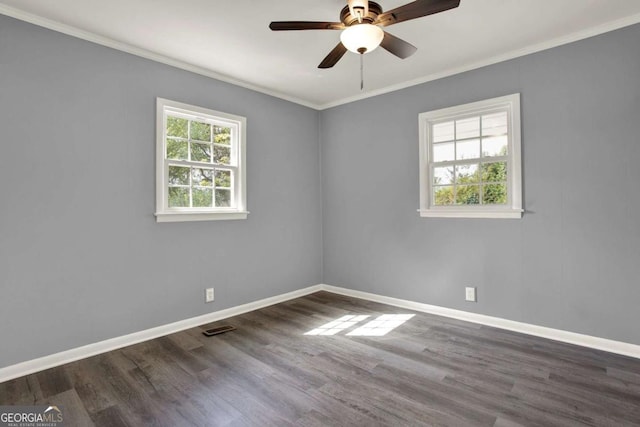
269 0 461 69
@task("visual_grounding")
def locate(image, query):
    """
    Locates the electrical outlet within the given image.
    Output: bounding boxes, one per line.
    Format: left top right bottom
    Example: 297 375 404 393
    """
205 288 214 303
465 286 477 302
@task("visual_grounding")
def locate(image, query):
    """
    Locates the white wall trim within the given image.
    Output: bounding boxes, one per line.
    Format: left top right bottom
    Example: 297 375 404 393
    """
2 283 639 383
320 284 640 359
0 285 323 383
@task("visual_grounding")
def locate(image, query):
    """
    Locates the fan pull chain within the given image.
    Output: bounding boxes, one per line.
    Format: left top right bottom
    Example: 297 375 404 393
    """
357 47 367 90
360 53 364 90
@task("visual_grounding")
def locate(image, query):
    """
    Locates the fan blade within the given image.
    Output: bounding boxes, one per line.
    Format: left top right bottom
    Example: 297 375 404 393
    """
375 0 460 27
380 31 417 59
318 43 348 68
269 21 344 31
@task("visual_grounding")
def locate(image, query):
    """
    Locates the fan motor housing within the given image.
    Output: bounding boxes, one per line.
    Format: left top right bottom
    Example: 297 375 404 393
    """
340 2 383 26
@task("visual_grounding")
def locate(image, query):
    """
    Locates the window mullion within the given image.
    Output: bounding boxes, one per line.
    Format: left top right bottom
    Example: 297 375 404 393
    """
187 119 192 162
453 120 457 163
453 119 457 205
166 159 238 171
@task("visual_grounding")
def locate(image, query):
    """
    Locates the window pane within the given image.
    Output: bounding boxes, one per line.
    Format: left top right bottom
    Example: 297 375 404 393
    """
216 189 231 207
192 188 213 207
433 166 453 185
481 161 507 182
214 145 231 165
483 183 507 205
214 126 232 145
432 121 454 143
456 139 480 160
192 168 213 187
482 136 508 157
456 116 480 139
167 116 187 138
482 111 508 136
433 186 454 206
168 187 189 207
433 142 454 162
455 164 479 184
166 139 188 160
168 166 189 185
455 185 480 205
191 143 212 163
190 121 211 142
215 170 231 188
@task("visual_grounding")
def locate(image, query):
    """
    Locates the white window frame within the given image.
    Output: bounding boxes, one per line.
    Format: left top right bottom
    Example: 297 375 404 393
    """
418 93 523 219
155 98 248 222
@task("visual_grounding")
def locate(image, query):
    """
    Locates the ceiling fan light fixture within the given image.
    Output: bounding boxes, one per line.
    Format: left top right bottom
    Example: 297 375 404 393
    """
269 0 460 69
340 23 384 54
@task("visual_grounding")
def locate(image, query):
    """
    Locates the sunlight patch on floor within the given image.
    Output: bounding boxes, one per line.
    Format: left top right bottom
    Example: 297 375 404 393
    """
304 314 370 335
346 314 415 336
304 313 415 336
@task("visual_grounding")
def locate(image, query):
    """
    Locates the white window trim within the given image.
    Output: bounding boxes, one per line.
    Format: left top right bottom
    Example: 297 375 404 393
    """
418 93 523 219
155 98 248 222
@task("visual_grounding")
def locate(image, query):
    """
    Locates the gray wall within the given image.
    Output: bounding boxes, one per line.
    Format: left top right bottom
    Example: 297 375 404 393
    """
2 14 639 370
320 23 640 345
0 15 322 368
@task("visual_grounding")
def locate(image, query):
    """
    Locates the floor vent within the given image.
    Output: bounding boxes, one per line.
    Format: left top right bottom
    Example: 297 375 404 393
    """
202 325 236 337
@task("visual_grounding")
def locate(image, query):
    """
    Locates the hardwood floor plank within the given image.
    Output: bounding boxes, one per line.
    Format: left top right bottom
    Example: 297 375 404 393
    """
91 405 130 427
89 353 181 426
197 366 295 426
494 417 527 427
45 389 95 427
0 375 43 405
510 379 632 426
166 330 204 352
607 366 640 385
35 365 72 398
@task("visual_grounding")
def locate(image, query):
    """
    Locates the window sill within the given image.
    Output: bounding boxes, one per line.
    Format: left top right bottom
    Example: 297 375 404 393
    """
155 211 249 223
418 209 523 219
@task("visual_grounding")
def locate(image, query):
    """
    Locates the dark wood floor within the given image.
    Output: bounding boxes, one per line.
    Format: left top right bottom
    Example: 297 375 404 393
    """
2 291 640 426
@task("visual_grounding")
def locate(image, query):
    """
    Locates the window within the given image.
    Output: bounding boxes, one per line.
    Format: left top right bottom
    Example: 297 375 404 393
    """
155 98 247 222
418 93 522 218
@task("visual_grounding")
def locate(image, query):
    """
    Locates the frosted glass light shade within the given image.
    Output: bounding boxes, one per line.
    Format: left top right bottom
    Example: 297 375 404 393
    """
340 24 384 54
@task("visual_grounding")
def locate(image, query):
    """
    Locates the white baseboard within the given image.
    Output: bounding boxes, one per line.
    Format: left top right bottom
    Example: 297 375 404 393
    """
0 285 323 383
320 284 640 359
2 283 638 383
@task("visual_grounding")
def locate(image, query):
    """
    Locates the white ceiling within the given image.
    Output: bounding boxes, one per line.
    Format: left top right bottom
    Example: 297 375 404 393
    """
2 0 640 109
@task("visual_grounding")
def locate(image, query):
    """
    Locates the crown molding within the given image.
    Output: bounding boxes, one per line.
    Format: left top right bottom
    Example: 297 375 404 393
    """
2 4 640 111
317 12 640 109
0 4 321 110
